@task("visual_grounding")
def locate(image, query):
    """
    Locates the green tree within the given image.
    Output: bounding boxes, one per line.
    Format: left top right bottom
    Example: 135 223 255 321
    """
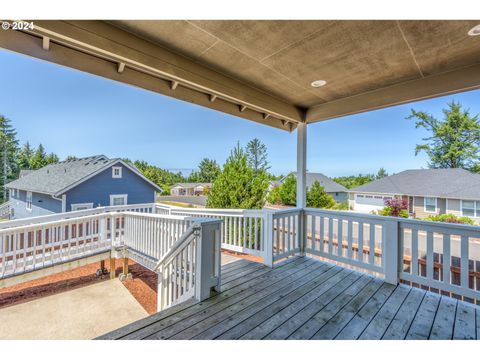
333 174 375 189
376 167 388 179
0 115 19 202
407 101 480 169
65 155 78 161
306 180 335 209
278 174 297 206
189 158 221 183
45 153 60 165
246 138 270 173
266 185 282 205
207 144 269 209
30 143 47 170
17 142 34 170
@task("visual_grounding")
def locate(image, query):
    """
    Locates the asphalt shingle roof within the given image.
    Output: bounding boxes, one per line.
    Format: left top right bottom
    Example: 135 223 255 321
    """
286 172 347 193
350 169 480 200
7 155 123 195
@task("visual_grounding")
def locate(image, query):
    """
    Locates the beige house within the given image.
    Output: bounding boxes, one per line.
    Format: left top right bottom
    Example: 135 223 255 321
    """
170 183 212 196
348 169 480 223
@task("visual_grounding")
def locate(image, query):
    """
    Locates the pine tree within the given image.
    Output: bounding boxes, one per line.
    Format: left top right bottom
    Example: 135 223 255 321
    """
190 158 220 183
207 143 269 209
306 180 335 209
45 152 60 165
407 101 480 169
246 138 270 173
17 142 34 170
0 115 19 202
30 143 47 170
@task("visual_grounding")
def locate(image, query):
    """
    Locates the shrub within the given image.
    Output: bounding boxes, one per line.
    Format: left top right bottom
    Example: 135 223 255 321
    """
306 181 335 209
331 201 349 210
423 213 475 225
378 198 409 218
267 185 282 205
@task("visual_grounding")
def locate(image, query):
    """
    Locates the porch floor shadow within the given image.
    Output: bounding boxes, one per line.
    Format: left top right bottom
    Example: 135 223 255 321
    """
99 256 480 340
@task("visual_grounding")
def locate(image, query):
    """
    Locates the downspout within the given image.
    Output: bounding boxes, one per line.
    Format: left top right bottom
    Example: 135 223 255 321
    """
52 193 66 212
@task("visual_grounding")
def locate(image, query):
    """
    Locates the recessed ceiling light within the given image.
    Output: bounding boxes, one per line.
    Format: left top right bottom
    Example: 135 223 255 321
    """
468 24 480 36
311 80 327 88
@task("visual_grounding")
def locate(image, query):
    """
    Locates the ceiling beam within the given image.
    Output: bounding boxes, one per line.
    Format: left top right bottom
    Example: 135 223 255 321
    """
16 20 304 127
0 28 295 132
306 63 480 123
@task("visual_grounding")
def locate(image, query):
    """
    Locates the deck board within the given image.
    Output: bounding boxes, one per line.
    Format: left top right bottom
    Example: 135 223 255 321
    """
100 256 480 340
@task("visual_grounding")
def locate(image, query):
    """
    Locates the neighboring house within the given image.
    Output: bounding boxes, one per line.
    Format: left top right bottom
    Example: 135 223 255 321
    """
6 155 162 219
170 183 211 196
272 172 348 202
349 168 480 223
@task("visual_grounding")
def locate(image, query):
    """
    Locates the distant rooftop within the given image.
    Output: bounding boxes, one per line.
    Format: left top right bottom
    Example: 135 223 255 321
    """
7 155 161 195
282 172 347 193
350 168 480 200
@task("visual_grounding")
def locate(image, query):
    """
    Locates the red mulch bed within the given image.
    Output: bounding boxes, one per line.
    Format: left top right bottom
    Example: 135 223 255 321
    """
0 251 255 316
0 259 158 315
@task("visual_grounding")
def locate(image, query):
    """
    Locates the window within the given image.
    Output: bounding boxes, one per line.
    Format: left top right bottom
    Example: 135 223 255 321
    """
110 194 128 206
71 203 94 211
112 166 122 178
26 191 32 211
461 200 480 217
424 197 437 213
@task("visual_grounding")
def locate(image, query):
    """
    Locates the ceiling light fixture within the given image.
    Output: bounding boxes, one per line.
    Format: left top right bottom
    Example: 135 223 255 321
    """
311 80 327 88
468 24 480 36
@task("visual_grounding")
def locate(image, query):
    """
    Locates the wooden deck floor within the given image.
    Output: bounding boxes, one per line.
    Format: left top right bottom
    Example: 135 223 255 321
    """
99 256 480 340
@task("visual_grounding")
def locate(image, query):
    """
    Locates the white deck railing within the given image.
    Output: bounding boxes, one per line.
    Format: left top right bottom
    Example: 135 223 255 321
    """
0 202 10 219
1 202 479 305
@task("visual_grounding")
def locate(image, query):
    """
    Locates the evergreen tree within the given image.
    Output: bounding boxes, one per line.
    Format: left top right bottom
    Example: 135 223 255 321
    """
30 143 47 170
0 115 19 202
376 167 388 179
207 144 269 209
407 101 480 169
278 174 297 206
17 142 34 170
45 152 60 165
306 180 335 209
189 158 221 183
246 138 270 172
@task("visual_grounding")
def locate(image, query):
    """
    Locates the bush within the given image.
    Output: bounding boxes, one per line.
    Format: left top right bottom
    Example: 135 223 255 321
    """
267 185 282 205
331 201 349 210
423 213 474 225
378 198 409 218
278 174 297 206
306 181 335 209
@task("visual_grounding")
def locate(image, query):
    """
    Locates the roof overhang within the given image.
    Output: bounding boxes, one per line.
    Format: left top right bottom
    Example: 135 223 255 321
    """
1 20 479 130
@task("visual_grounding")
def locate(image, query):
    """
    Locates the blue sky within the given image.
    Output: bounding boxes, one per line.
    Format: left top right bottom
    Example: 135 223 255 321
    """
1 48 479 177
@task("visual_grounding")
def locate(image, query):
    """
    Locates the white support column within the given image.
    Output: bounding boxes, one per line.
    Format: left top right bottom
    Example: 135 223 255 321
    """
296 123 307 208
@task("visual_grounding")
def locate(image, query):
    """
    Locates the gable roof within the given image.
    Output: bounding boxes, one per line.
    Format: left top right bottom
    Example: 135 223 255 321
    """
6 155 162 196
350 169 480 200
283 172 347 193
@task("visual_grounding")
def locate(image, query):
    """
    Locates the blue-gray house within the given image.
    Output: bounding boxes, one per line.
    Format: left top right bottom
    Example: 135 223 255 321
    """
6 155 162 219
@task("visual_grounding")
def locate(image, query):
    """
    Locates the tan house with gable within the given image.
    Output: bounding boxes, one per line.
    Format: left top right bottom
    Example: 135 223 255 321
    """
348 169 480 223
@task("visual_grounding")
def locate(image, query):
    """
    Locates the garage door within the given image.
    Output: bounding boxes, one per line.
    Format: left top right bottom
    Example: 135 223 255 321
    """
354 194 392 213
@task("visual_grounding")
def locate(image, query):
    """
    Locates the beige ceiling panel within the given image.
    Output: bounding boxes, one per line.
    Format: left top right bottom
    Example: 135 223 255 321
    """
398 20 480 76
262 20 423 103
189 20 327 61
197 41 322 106
110 20 218 59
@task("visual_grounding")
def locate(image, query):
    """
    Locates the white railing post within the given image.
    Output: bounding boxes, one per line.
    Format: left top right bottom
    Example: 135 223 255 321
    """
383 217 399 285
194 219 222 301
263 210 274 268
298 208 305 257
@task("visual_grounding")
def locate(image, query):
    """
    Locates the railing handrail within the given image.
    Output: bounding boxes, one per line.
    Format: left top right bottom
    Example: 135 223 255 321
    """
0 203 156 230
152 224 197 271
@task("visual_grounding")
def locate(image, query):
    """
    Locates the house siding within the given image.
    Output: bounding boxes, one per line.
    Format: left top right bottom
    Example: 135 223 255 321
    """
447 198 461 216
10 190 62 219
65 162 157 211
413 196 448 218
329 192 348 203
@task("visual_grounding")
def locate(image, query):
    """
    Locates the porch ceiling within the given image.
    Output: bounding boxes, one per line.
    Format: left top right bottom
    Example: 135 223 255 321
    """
1 20 480 130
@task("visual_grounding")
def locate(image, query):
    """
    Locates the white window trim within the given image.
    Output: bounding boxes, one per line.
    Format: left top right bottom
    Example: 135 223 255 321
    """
26 191 32 212
424 197 437 213
110 194 128 206
460 199 479 218
71 203 94 211
112 166 122 178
